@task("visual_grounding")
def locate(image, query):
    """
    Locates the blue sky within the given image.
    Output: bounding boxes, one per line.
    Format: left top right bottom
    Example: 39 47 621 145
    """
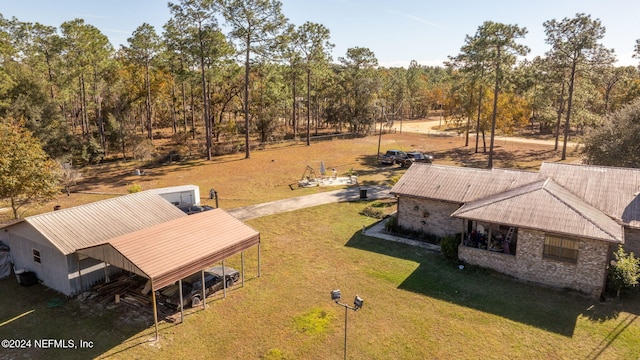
1 0 638 67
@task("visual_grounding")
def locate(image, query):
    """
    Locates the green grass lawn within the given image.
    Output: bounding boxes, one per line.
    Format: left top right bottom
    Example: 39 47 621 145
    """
2 202 639 359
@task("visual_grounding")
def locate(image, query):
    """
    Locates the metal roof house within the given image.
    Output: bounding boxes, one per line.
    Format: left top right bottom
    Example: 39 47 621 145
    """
0 186 260 299
390 162 640 296
1 191 186 296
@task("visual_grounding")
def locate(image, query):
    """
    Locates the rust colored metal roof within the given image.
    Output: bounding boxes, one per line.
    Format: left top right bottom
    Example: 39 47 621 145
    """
24 191 186 255
452 179 624 243
540 163 640 228
77 208 260 290
390 163 542 203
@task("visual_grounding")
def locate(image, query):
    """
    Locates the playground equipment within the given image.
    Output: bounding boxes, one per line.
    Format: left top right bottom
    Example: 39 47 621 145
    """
298 165 319 187
290 163 359 190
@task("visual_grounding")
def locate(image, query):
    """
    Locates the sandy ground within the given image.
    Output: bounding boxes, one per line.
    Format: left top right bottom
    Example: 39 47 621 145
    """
388 118 580 148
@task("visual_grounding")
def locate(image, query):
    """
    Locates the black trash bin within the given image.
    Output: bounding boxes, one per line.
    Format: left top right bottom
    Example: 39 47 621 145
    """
359 188 367 199
18 271 38 286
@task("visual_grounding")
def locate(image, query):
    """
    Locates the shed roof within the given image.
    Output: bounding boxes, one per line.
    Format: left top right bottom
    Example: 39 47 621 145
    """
24 191 186 255
540 163 640 228
451 178 624 243
77 208 260 290
0 219 24 229
390 163 541 203
148 184 199 195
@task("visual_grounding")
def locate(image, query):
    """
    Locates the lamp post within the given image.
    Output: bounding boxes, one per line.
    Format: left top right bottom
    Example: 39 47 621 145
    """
331 289 364 360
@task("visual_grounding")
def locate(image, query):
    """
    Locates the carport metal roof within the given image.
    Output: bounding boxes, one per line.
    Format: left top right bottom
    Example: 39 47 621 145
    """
77 208 260 290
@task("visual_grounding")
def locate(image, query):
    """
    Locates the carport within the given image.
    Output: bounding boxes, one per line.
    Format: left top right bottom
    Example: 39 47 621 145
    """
76 208 260 339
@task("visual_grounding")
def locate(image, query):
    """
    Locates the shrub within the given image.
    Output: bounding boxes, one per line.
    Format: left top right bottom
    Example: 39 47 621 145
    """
127 183 143 193
370 200 396 208
384 216 399 232
263 349 286 360
440 235 461 261
360 206 384 219
383 221 440 245
607 245 640 298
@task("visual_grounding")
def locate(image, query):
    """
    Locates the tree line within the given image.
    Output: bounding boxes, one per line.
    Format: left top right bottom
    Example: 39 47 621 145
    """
2 3 640 217
446 15 640 167
0 0 448 165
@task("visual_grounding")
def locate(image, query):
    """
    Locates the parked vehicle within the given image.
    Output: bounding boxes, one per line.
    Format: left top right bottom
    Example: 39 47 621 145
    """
177 204 214 215
159 266 240 309
399 151 434 167
379 149 407 165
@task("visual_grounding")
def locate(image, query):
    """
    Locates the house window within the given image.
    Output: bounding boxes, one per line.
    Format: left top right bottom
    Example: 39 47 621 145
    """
543 235 578 263
33 249 41 264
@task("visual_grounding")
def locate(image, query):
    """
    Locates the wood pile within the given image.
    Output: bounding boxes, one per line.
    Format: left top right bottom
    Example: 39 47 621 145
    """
89 274 151 307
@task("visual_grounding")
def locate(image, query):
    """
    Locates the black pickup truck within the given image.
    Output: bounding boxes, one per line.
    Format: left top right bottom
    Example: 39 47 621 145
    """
379 150 433 167
379 149 407 165
159 266 240 308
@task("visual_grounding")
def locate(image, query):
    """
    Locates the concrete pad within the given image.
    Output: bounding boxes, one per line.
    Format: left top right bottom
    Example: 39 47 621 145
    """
227 185 392 221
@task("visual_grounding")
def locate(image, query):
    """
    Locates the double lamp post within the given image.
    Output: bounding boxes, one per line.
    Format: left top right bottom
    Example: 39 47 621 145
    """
331 289 364 360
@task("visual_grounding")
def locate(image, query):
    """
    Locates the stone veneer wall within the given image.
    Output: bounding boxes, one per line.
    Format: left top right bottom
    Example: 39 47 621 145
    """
397 197 461 237
459 228 610 296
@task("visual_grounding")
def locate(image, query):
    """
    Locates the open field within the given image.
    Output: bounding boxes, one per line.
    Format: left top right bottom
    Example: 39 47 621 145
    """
1 203 639 359
4 128 637 359
1 125 584 220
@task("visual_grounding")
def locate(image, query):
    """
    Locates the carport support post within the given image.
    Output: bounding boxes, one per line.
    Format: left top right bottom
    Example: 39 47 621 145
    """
179 279 184 323
152 281 159 341
222 260 227 298
241 252 245 287
201 271 206 309
258 243 261 277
